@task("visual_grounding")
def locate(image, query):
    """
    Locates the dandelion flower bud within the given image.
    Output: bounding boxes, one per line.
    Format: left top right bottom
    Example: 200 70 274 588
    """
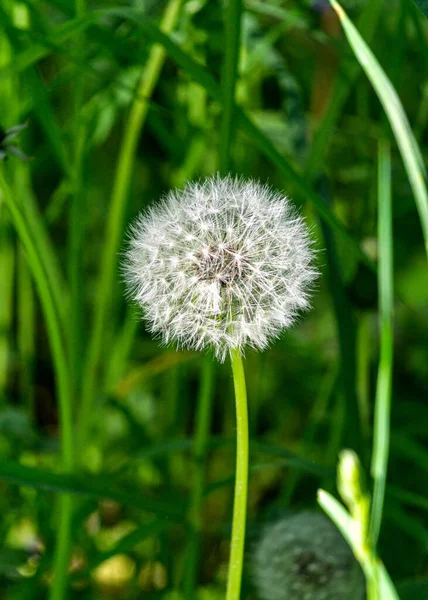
252 512 365 600
124 175 317 361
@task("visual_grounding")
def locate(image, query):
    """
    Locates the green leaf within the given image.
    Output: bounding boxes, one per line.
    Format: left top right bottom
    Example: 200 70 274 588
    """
88 520 170 570
397 578 428 600
0 459 186 521
411 0 428 18
330 0 428 260
0 10 89 76
317 489 357 550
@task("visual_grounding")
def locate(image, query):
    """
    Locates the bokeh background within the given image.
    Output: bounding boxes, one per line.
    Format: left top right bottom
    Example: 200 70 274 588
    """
0 0 428 598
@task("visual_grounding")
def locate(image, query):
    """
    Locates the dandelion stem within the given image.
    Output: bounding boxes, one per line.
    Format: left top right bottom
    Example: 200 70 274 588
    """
226 348 249 600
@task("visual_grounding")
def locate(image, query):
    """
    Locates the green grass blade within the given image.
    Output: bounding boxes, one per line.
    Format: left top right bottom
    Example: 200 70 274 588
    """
17 246 35 412
370 139 394 547
0 167 75 598
0 10 88 76
411 0 428 19
0 169 73 470
0 210 15 392
88 521 169 570
77 0 183 449
330 0 428 259
317 489 357 548
14 164 68 325
219 0 242 173
0 460 185 520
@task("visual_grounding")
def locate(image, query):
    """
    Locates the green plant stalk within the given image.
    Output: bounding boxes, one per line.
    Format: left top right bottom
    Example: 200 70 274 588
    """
53 3 87 596
69 0 87 390
370 139 393 547
219 0 242 173
184 355 215 597
0 168 74 600
226 348 249 600
15 164 35 413
18 246 35 414
0 8 16 395
0 208 14 393
78 0 183 448
357 313 372 446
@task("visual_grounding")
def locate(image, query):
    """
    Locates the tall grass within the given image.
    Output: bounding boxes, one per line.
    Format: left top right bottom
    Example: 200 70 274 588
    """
0 1 427 599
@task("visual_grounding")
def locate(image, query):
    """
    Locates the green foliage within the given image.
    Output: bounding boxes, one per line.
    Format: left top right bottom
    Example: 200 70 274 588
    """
0 0 427 598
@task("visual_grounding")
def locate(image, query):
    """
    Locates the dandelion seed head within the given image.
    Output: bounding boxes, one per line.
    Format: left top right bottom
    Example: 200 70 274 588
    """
124 175 318 361
251 512 365 600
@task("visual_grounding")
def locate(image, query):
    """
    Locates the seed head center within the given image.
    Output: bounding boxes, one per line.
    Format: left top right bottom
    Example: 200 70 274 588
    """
293 551 334 587
196 243 249 285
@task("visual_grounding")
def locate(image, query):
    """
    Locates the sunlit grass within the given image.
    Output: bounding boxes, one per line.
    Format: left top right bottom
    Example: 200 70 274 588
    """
0 1 427 599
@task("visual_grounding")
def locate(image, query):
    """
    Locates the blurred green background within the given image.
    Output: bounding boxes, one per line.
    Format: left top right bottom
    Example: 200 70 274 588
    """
0 0 428 598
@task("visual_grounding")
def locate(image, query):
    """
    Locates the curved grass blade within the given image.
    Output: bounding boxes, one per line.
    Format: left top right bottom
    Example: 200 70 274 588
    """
0 11 88 76
411 0 428 18
370 139 394 547
0 167 75 599
330 0 428 260
0 459 185 521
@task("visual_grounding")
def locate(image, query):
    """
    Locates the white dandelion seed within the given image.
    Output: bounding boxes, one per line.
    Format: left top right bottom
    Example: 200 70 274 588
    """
252 512 365 600
124 175 318 361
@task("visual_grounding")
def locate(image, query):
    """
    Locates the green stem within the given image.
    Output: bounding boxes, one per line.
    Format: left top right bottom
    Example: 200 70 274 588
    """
219 0 242 173
370 139 393 548
68 0 86 383
226 348 249 600
357 312 372 446
0 207 14 394
78 0 182 450
18 245 35 416
69 119 86 392
0 168 74 600
184 355 214 597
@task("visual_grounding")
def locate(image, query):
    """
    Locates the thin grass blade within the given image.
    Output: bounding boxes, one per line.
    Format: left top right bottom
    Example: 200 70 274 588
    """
370 139 394 546
330 0 428 259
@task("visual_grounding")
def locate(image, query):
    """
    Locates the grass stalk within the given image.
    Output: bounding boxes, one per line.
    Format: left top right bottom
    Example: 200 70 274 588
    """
0 168 75 600
78 0 183 449
357 313 372 447
370 139 394 547
184 355 215 597
15 164 36 414
18 246 35 414
69 0 87 390
219 0 242 173
226 348 249 600
0 209 14 393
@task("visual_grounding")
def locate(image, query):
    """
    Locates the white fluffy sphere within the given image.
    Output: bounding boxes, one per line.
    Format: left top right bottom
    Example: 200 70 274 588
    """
124 175 317 361
252 512 365 600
